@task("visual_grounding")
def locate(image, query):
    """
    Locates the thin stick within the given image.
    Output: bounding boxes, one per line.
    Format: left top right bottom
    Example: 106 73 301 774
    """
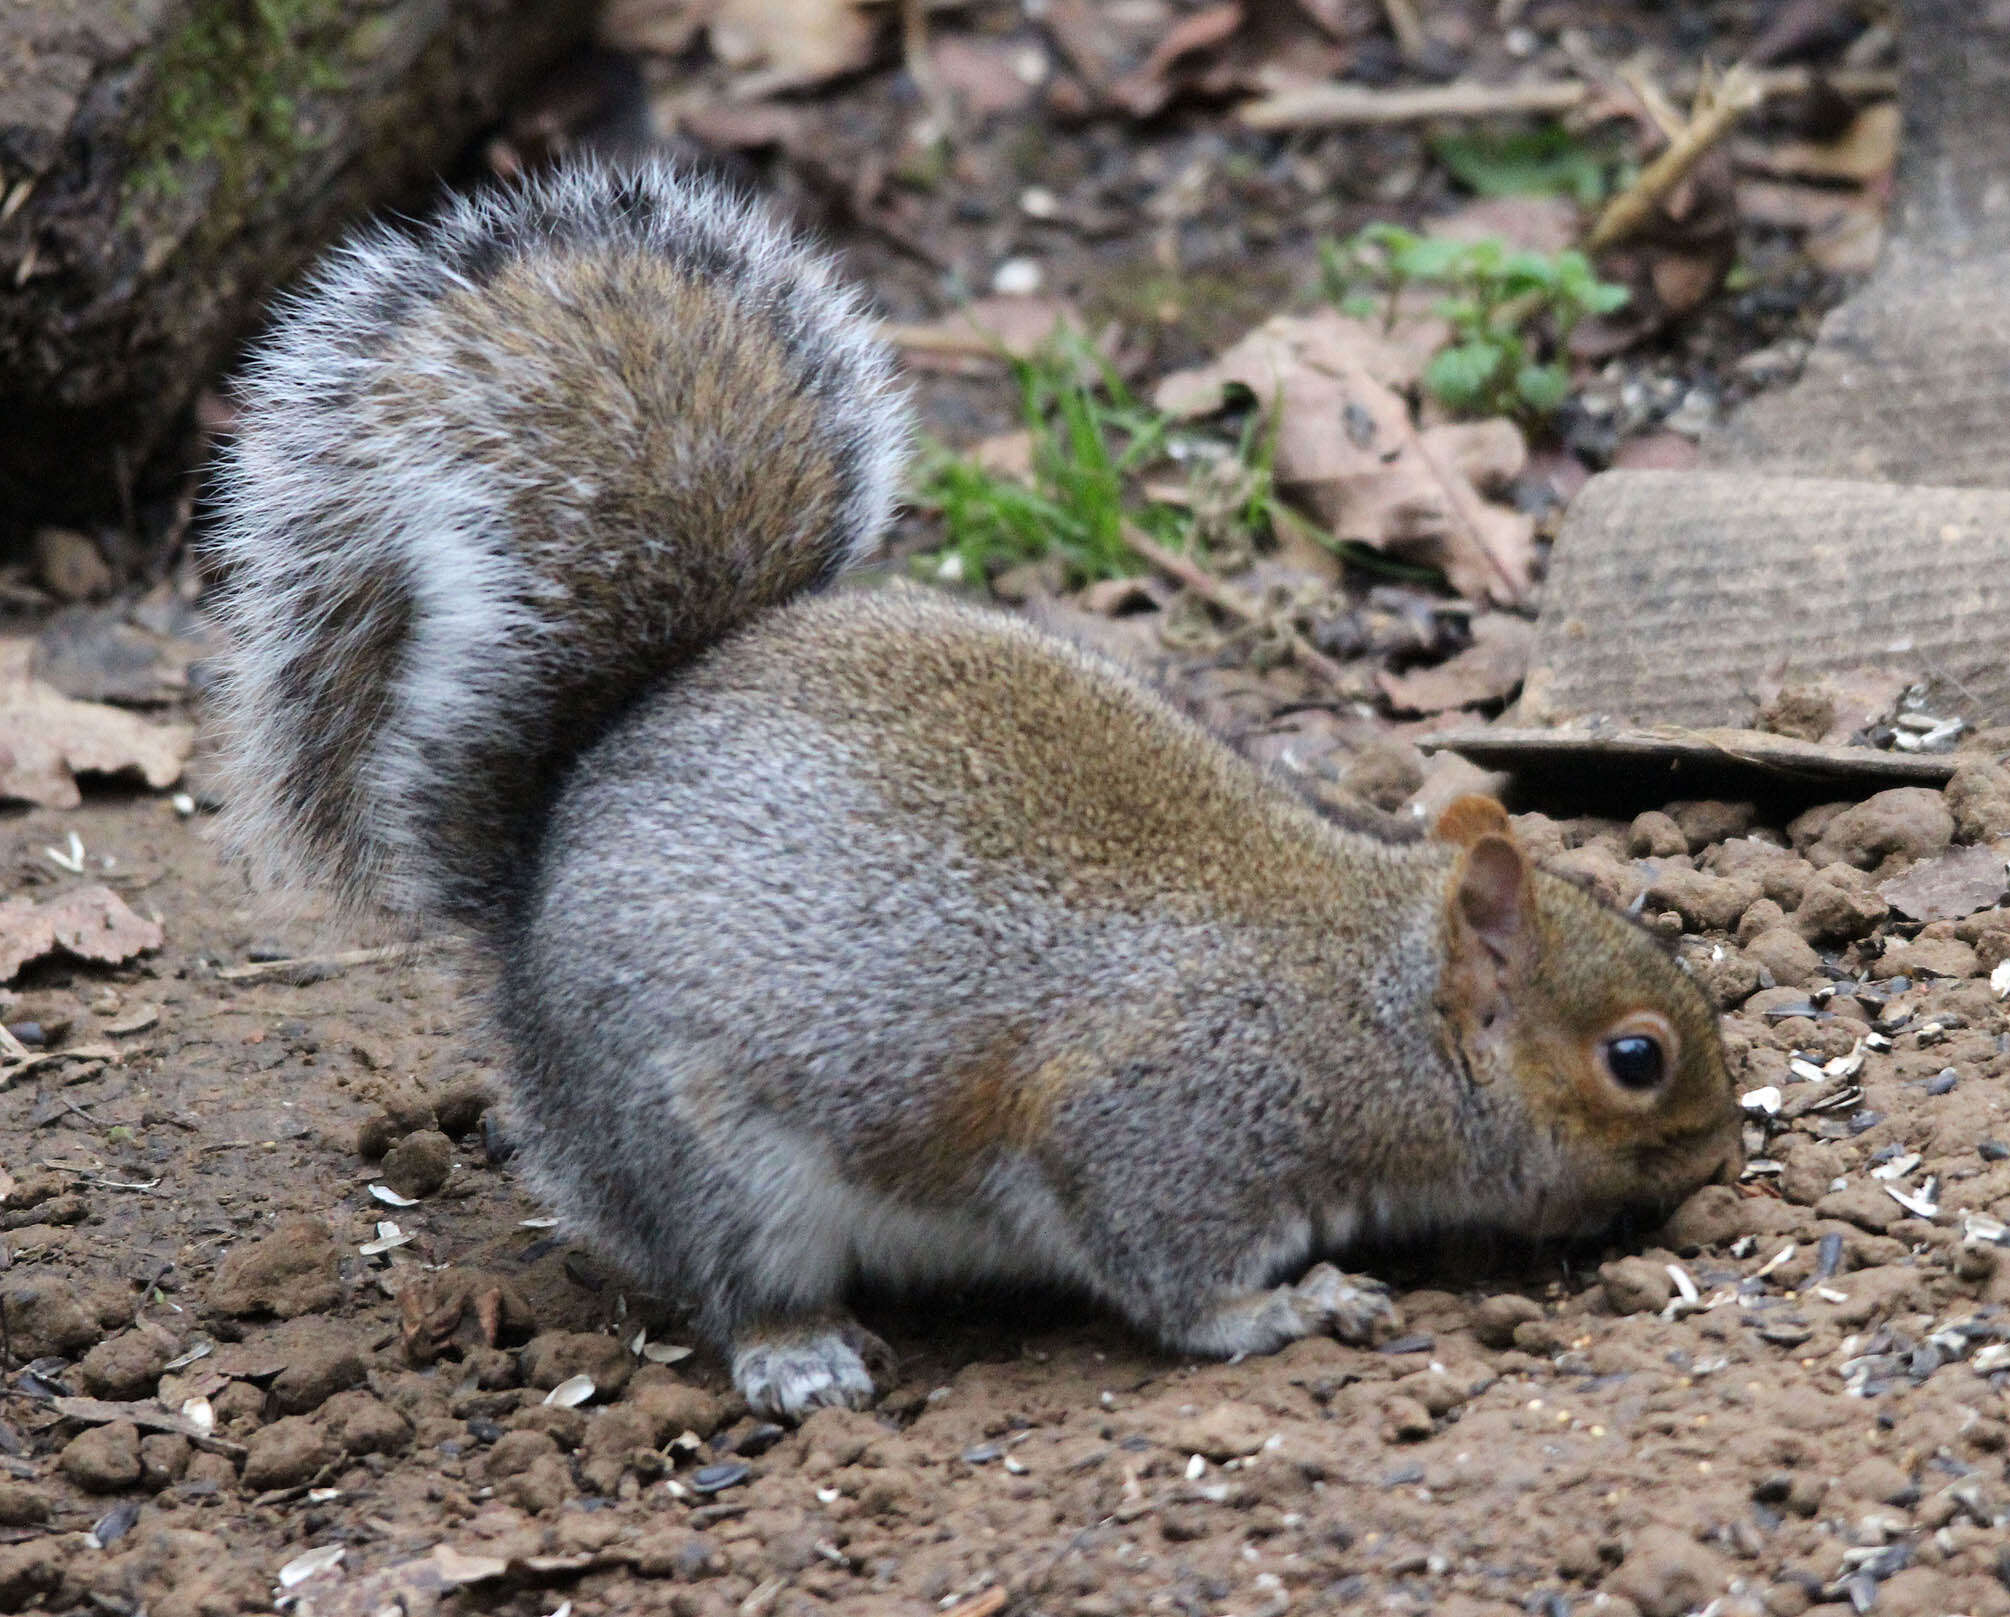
1239 78 1590 131
1120 523 1354 693
1379 0 1430 58
216 945 403 982
1586 63 1764 251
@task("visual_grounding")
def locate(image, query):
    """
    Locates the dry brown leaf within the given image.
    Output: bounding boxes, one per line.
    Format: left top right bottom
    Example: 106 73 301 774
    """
0 886 165 982
1154 312 1533 605
0 639 192 807
599 0 716 54
711 0 876 95
887 296 1088 370
1377 614 1535 715
1741 102 1899 184
1110 2 1244 118
1878 843 2010 924
1428 195 1582 256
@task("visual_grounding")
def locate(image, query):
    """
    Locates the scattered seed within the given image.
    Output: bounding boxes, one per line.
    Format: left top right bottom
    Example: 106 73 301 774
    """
181 1396 214 1436
161 1342 213 1372
277 1544 345 1588
369 1184 420 1208
643 1341 694 1365
1185 1454 1206 1481
87 1500 141 1551
1871 1153 1920 1182
691 1461 751 1494
1741 1086 1783 1116
543 1375 596 1408
358 1220 412 1256
1755 1244 1797 1278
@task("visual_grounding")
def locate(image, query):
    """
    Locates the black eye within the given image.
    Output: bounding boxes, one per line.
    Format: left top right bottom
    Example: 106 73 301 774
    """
1604 1034 1665 1090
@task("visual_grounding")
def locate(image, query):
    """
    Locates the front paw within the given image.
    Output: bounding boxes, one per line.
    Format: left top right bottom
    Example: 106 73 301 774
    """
730 1318 889 1422
1289 1263 1401 1346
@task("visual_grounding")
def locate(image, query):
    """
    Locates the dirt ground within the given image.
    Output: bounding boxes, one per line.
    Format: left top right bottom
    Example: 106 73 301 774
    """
9 4 2010 1616
6 761 2010 1617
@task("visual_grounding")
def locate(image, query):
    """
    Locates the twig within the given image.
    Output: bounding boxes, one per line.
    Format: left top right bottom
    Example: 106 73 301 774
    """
1379 0 1430 58
1587 63 1765 251
215 945 403 982
901 0 955 136
1120 523 1353 693
1239 78 1590 130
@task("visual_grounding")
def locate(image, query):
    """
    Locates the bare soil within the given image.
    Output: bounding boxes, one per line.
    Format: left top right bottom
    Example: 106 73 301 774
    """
3 757 2010 1617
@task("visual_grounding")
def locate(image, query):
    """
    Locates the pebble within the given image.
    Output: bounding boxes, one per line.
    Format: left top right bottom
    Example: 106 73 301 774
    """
1472 1293 1544 1348
0 1278 102 1359
0 1481 52 1526
380 1128 454 1199
78 1329 173 1400
521 1331 633 1400
241 1415 335 1491
209 1217 343 1319
58 1420 143 1494
1605 1524 1732 1617
1600 1256 1675 1315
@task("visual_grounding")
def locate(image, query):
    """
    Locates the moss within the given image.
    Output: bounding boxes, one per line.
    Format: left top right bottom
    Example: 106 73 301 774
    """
122 0 352 221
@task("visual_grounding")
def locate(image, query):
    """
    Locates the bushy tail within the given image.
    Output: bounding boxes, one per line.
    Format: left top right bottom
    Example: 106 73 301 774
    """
205 160 907 928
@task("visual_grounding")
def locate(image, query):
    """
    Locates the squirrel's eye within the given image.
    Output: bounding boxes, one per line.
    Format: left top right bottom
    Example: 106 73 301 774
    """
1603 1034 1666 1091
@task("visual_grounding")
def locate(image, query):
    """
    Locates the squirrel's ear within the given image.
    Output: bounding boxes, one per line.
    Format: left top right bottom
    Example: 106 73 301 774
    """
1433 794 1514 849
1453 833 1534 967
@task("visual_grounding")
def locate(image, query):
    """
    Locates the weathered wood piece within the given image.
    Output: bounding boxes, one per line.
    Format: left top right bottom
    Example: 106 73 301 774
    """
0 0 592 541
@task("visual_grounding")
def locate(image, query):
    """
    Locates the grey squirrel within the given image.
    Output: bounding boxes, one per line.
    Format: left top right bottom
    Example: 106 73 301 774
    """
206 161 1742 1421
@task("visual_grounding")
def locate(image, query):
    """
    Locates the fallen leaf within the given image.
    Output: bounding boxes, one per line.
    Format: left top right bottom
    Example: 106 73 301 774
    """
0 886 164 982
1157 311 1533 603
1110 2 1244 118
1877 843 2010 923
931 36 1043 119
599 0 716 54
1427 195 1583 256
887 296 1088 369
1741 102 1900 184
0 640 193 807
710 0 876 96
1378 614 1536 714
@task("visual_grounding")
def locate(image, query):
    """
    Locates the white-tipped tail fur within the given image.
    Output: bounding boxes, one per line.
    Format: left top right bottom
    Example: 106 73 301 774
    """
204 159 908 927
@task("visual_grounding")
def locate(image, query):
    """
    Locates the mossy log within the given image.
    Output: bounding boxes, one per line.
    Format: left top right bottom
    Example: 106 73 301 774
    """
0 0 593 543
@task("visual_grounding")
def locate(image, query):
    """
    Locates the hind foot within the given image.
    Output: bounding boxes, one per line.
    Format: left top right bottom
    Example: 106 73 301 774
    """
730 1314 890 1421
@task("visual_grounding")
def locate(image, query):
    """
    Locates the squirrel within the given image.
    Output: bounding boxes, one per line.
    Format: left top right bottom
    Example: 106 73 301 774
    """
205 160 1743 1421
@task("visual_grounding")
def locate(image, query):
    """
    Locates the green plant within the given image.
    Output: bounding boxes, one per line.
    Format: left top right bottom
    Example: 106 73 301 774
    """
1321 224 1629 418
914 335 1205 585
1428 124 1623 205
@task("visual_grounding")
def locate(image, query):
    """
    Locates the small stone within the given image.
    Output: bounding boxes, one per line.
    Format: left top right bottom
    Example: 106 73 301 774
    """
1167 1402 1272 1460
1794 871 1889 944
137 1433 190 1490
521 1331 633 1399
0 1278 102 1359
0 1541 65 1610
1511 1318 1566 1355
321 1389 412 1456
59 1420 143 1493
1838 1455 1911 1505
1736 898 1788 943
433 1079 493 1139
1658 1184 1752 1251
1879 934 1981 980
1628 811 1687 858
209 1217 343 1318
1600 1256 1674 1316
78 1329 174 1400
241 1415 334 1491
1667 799 1755 850
1644 867 1762 933
629 1371 725 1443
380 1128 453 1199
1744 927 1823 988
269 1323 368 1415
1606 1524 1732 1617
1472 1294 1543 1348
1806 788 1953 876
1380 1395 1433 1442
33 526 113 602
1814 1181 1900 1234
499 1452 574 1515
1946 760 2010 843
485 1427 560 1480
0 1481 52 1526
